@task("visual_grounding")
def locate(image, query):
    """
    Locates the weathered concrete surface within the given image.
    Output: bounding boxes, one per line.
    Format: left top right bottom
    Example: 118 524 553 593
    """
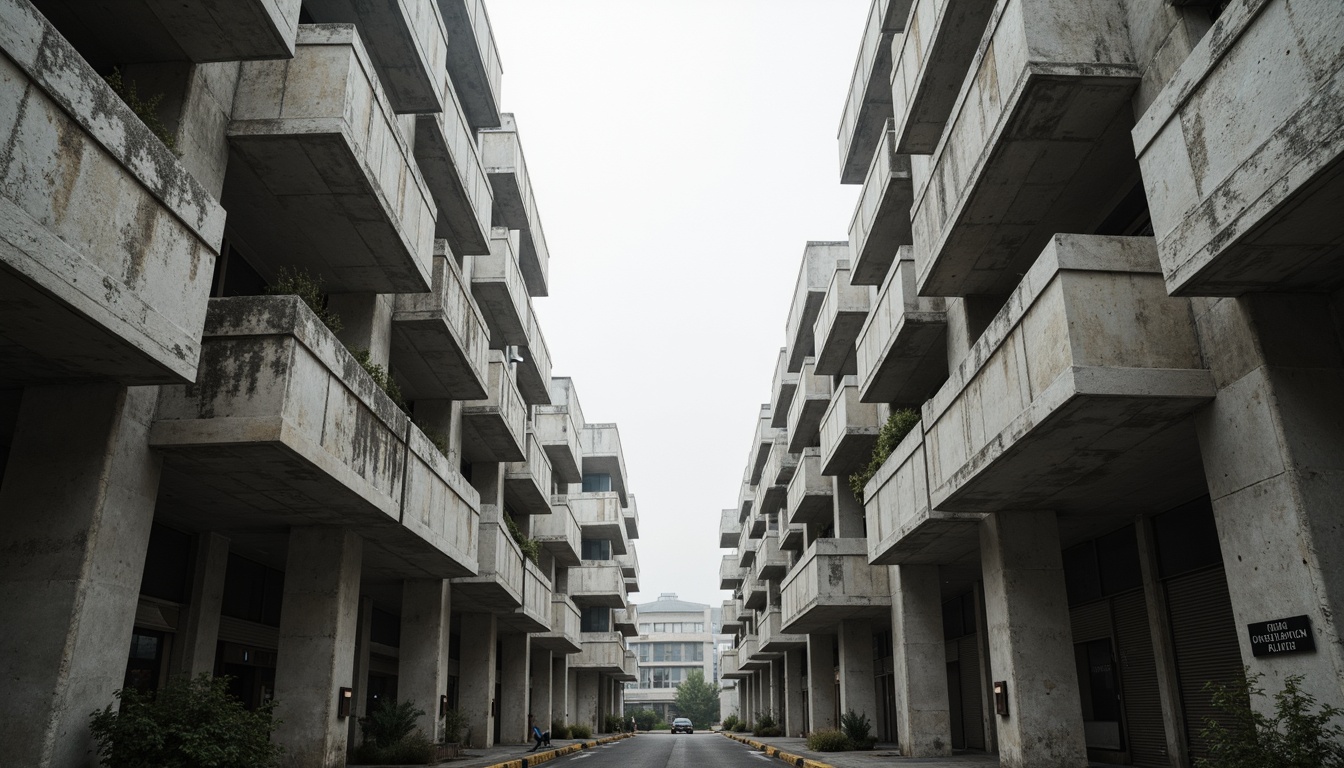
533 595 582 653
458 611 498 747
889 0 996 153
979 512 1086 768
498 631 530 743
461 351 527 462
273 527 363 768
783 648 807 736
573 632 626 673
720 507 742 548
759 606 808 654
439 0 503 130
754 531 792 582
504 429 553 515
857 251 948 406
225 24 436 294
787 447 834 527
0 0 224 385
303 0 446 113
414 77 493 254
890 565 953 757
813 261 873 375
536 496 581 566
788 360 833 453
1133 0 1344 295
806 633 838 731
771 348 800 429
172 532 231 677
515 302 554 405
848 121 914 284
479 114 550 297
837 619 878 726
819 376 880 476
759 433 800 516
471 228 529 346
536 377 585 484
920 235 1215 514
786 242 850 372
721 554 746 590
581 423 630 505
0 385 162 768
393 247 491 401
781 538 892 634
451 514 525 613
569 564 626 609
837 0 912 183
908 0 1141 297
398 579 451 741
569 491 628 554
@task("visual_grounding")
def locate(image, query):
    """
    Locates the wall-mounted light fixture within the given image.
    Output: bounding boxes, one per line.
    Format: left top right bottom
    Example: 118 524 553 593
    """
338 687 353 718
993 681 1009 716
440 694 448 718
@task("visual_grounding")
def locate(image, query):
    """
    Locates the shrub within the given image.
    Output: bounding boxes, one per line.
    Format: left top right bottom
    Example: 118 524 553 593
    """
735 721 751 733
503 513 541 566
753 711 782 737
442 708 468 743
359 698 424 749
849 408 920 501
551 721 570 740
1197 672 1344 768
570 723 592 739
349 731 434 765
266 266 342 334
806 729 852 752
632 709 658 731
603 714 623 733
840 709 875 749
88 673 282 768
351 349 407 412
103 69 177 152
721 714 741 732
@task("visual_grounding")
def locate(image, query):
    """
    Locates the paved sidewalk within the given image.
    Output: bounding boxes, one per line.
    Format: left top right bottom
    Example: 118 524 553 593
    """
721 732 999 767
349 732 634 768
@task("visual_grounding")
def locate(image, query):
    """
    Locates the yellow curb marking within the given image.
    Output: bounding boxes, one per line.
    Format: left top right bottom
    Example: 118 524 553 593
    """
717 731 835 768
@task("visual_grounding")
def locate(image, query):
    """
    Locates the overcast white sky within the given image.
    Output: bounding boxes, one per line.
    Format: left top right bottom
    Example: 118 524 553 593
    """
485 0 871 608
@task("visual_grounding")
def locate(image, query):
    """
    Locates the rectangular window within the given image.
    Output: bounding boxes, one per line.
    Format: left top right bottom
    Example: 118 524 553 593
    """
580 606 610 633
580 539 611 560
582 473 612 492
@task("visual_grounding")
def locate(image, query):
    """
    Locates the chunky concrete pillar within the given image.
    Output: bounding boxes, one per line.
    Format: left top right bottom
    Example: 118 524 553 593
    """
552 654 568 728
575 670 599 730
838 619 877 724
980 512 1086 768
347 595 373 751
807 633 837 731
499 632 530 743
0 384 162 768
784 648 806 736
458 612 498 747
329 293 394 368
567 667 579 727
531 649 553 732
172 531 230 677
273 527 363 768
399 580 451 741
891 565 952 756
1191 294 1344 708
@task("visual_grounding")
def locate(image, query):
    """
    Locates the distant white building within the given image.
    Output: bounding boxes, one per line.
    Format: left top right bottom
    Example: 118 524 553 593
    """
623 593 722 723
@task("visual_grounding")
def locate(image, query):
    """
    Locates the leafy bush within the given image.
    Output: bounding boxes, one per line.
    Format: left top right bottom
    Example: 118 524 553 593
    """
266 266 342 334
721 714 741 732
103 69 177 152
88 674 282 768
569 723 592 739
351 349 407 412
807 729 852 752
551 721 570 740
1197 672 1344 768
442 708 468 743
359 699 424 749
849 408 920 501
753 711 781 737
424 430 452 461
349 731 434 765
652 721 668 730
503 513 541 566
840 709 875 748
631 709 658 731
603 714 624 733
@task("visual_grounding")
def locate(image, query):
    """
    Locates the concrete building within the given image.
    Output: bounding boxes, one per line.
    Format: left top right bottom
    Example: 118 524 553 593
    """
0 1 639 765
719 0 1344 766
622 593 716 723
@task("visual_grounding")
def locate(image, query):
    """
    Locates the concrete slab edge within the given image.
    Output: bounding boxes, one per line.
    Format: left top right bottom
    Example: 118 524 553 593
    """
479 733 634 768
720 732 835 768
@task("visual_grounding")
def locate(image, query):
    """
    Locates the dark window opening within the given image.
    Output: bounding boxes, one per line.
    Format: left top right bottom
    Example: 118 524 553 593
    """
221 553 285 627
1153 496 1221 579
140 524 191 603
210 239 269 298
581 605 610 633
582 473 612 492
581 538 612 561
1094 182 1154 237
370 607 401 647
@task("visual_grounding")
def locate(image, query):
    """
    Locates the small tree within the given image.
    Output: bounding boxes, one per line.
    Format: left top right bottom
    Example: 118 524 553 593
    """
1198 672 1344 768
673 670 720 729
631 708 658 731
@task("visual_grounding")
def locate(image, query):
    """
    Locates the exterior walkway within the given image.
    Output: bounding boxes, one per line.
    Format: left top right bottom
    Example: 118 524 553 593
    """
353 733 633 768
723 733 1118 768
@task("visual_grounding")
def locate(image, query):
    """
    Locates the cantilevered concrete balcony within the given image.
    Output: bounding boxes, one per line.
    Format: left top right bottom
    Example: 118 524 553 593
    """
536 377 585 483
780 524 806 552
889 0 997 153
535 496 580 566
504 429 552 515
865 424 982 566
742 573 767 611
471 228 528 347
781 538 892 633
224 25 435 294
621 649 639 682
758 434 800 517
820 376 881 476
754 531 791 582
720 648 744 679
738 479 757 522
451 516 524 612
1133 0 1344 295
720 555 745 591
624 495 640 539
770 348 799 429
787 448 833 527
498 557 551 634
440 0 503 129
908 0 1140 297
813 261 873 375
837 0 912 183
533 596 582 655
848 121 915 285
581 424 629 505
570 492 629 555
856 250 947 405
303 0 446 113
0 3 224 386
617 542 640 594
787 360 833 453
515 303 553 404
737 532 757 569
786 242 849 371
720 509 742 549
758 608 807 653
573 632 625 673
414 72 492 256
922 235 1215 513
461 351 526 462
614 605 638 637
151 296 479 578
570 564 626 609
391 247 489 401
722 601 742 632
747 511 767 540
737 636 769 671
479 114 550 297
29 0 300 64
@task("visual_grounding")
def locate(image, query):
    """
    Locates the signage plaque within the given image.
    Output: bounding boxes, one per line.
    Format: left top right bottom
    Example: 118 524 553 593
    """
1247 615 1315 657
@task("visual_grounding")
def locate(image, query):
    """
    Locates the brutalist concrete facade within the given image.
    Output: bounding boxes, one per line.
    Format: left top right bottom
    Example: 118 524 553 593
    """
0 1 641 765
719 0 1344 766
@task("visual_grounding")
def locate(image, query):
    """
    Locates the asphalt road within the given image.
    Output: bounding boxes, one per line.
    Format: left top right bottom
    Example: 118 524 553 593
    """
545 733 771 768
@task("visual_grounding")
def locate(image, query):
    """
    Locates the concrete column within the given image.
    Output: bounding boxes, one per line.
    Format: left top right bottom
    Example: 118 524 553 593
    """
458 612 498 747
784 648 806 736
399 580 451 741
272 527 363 768
1191 294 1344 708
972 581 998 752
807 634 837 731
552 654 568 728
1136 516 1190 765
413 399 463 468
0 385 162 768
891 565 952 756
838 619 876 724
347 596 373 751
576 670 599 730
328 293 394 368
567 667 579 727
833 478 866 538
980 511 1086 768
531 649 553 735
498 632 530 743
742 674 753 724
172 531 231 677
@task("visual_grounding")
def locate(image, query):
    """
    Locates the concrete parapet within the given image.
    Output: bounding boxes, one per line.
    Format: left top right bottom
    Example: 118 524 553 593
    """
786 242 848 372
889 0 996 153
479 114 551 296
392 246 491 401
535 378 584 483
787 448 834 527
303 0 447 113
855 251 947 406
771 348 800 429
848 121 914 285
569 492 628 553
569 564 626 608
461 351 527 462
780 538 891 634
580 424 629 505
535 496 581 566
837 0 909 183
812 261 872 375
819 377 880 477
414 71 493 254
504 428 553 515
472 228 530 346
787 360 833 453
516 302 553 404
533 595 582 654
440 0 503 129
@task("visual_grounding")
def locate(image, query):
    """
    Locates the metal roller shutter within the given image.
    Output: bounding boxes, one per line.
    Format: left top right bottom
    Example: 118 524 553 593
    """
218 615 279 649
1070 601 1111 643
1165 566 1243 762
958 635 985 750
1113 590 1167 767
